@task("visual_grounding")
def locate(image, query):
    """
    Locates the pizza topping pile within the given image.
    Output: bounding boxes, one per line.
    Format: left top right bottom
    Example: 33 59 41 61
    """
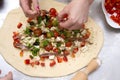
12 8 91 67
105 0 120 25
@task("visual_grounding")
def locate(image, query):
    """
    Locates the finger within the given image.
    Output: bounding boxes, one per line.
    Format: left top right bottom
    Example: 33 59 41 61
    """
68 22 81 30
59 17 76 29
32 0 40 10
6 71 13 80
25 10 38 18
69 19 87 30
0 70 1 74
20 0 38 18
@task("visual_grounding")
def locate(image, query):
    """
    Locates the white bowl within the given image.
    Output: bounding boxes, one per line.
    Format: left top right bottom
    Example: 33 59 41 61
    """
102 0 120 28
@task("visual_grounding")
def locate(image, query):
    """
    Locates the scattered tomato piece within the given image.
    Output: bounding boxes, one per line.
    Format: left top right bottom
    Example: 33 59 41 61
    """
41 62 45 67
20 50 24 57
30 62 35 67
65 41 72 47
80 41 86 47
35 61 40 65
50 60 56 67
49 8 58 17
63 56 68 62
27 18 33 23
24 59 30 65
72 47 79 53
57 56 63 63
17 22 22 29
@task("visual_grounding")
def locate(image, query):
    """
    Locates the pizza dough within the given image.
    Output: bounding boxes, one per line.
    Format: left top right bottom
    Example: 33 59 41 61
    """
0 0 104 77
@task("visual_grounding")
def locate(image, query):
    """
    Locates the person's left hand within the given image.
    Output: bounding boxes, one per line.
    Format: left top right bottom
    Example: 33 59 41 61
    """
58 0 92 30
0 70 13 80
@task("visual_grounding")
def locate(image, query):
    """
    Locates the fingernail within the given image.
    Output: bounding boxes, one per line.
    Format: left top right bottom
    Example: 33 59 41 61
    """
36 5 40 10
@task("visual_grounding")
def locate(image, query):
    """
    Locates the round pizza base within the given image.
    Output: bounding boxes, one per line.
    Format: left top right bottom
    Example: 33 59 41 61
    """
0 0 104 77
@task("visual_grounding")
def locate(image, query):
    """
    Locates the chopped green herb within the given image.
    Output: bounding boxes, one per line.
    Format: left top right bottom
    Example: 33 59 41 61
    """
40 39 49 47
24 27 32 35
31 47 40 56
56 42 62 47
33 38 40 45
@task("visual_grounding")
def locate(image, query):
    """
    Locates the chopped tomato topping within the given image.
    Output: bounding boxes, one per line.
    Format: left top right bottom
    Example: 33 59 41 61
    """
53 48 59 53
80 41 86 47
20 50 24 57
71 53 76 58
41 62 45 67
44 44 53 51
63 56 68 62
53 30 59 38
49 8 58 17
27 18 33 23
83 30 91 39
33 28 42 37
30 62 35 67
17 22 22 29
24 59 30 65
65 41 72 47
35 61 40 65
57 56 63 63
61 13 68 22
63 50 70 55
105 0 120 25
50 60 56 67
72 47 79 53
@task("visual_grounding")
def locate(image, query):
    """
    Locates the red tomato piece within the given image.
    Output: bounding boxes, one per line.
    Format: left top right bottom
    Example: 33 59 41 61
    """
27 18 33 23
35 61 40 65
63 56 68 62
63 50 70 55
45 44 53 51
60 34 66 39
65 41 72 47
72 47 79 53
80 41 86 47
50 60 56 67
53 30 59 38
24 59 30 65
17 22 22 29
49 8 58 17
57 56 63 63
53 48 59 53
41 62 45 67
30 62 35 67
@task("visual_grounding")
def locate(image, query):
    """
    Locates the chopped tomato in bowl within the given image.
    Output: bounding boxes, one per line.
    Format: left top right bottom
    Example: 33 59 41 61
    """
102 0 120 28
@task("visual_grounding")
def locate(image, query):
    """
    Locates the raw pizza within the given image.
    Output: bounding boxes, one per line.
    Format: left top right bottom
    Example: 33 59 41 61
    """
13 8 91 67
0 0 103 77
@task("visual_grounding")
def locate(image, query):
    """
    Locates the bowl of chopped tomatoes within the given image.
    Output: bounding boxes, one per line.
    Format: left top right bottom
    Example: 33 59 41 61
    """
102 0 120 28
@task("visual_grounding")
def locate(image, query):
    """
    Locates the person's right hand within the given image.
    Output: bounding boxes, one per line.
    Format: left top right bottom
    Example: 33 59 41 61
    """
19 0 40 18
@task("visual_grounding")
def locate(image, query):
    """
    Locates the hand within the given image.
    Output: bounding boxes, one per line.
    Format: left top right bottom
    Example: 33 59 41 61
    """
0 70 13 80
58 0 93 30
19 0 40 18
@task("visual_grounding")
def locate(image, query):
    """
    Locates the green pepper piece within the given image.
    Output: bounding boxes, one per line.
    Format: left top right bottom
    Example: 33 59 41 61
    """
37 16 42 24
52 19 59 27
